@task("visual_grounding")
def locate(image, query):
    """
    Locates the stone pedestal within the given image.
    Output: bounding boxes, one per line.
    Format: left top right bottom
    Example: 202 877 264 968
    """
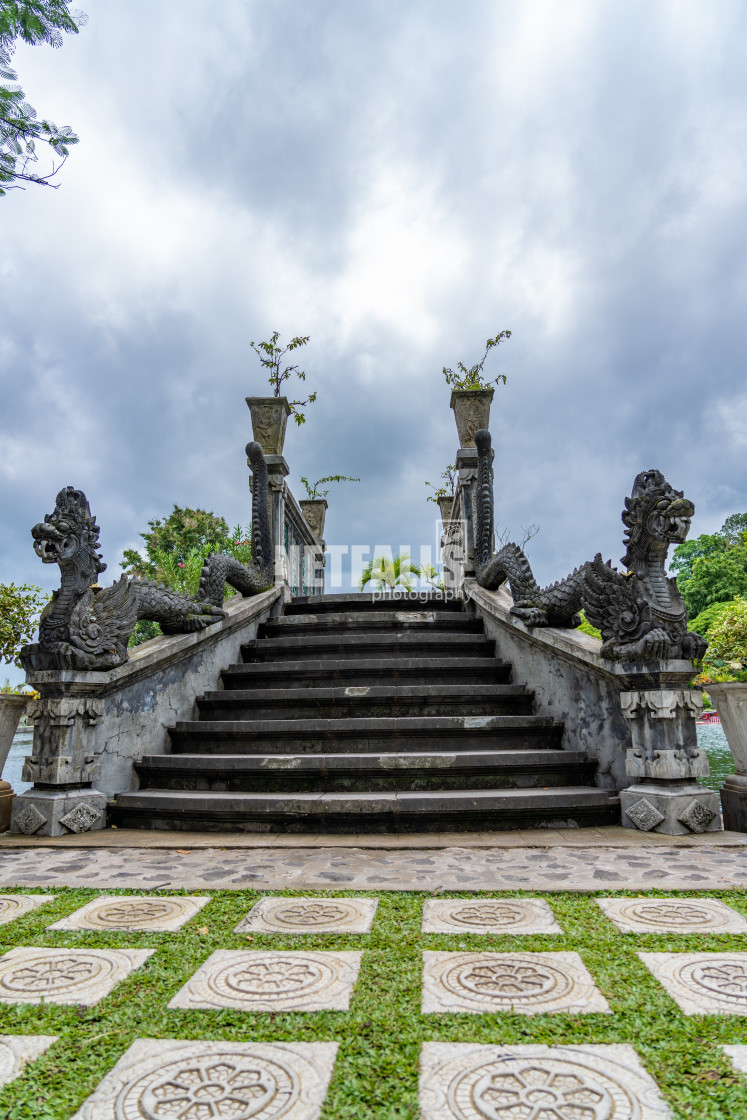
708 683 747 832
617 670 721 835
10 685 107 837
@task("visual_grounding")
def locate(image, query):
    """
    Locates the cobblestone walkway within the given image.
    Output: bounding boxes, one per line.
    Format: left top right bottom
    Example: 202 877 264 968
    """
1 844 746 890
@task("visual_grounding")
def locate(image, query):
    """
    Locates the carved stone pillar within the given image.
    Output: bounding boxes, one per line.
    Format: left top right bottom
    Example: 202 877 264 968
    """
617 671 721 835
455 447 479 577
260 453 289 587
10 676 107 837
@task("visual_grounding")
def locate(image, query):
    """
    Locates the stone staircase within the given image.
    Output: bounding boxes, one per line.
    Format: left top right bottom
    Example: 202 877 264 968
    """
110 594 620 832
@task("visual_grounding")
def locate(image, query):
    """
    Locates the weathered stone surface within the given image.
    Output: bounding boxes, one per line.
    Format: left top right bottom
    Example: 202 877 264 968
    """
450 389 494 448
420 1042 673 1120
0 1035 57 1090
168 950 362 1012
3 843 747 891
422 898 561 934
465 581 634 790
598 897 747 934
0 894 56 926
70 1038 338 1120
621 782 722 835
678 798 718 833
236 897 377 934
23 588 281 802
11 788 107 839
639 952 747 1015
0 947 153 1006
58 802 103 834
48 895 209 932
624 797 665 831
626 747 709 782
421 951 609 1015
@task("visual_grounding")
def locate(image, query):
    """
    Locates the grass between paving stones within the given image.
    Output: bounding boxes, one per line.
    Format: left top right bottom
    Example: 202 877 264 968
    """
0 889 745 1117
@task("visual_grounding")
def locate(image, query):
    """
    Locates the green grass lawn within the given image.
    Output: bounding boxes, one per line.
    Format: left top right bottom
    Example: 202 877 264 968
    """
0 887 746 1118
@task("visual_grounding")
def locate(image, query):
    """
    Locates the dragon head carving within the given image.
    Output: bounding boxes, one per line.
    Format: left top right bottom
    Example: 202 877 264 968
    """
31 487 107 592
621 470 695 574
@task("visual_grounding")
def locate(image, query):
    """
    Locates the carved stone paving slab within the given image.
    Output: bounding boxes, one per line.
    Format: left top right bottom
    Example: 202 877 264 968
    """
0 1035 57 1090
48 894 210 932
168 950 362 1012
70 1038 338 1120
422 952 610 1015
0 895 56 927
422 898 562 934
420 1042 673 1120
236 896 378 934
0 948 154 1006
598 897 747 934
723 1044 747 1079
639 952 747 1015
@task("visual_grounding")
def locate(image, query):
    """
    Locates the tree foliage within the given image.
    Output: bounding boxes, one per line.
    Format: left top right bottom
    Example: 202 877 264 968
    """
702 597 747 672
121 506 235 580
359 554 422 592
671 513 747 619
125 517 253 647
0 582 49 667
442 329 511 390
250 331 316 425
0 1 86 195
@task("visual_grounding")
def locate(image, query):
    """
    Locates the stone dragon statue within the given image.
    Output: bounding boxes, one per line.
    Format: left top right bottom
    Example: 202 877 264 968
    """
196 441 274 605
21 490 227 672
21 442 276 672
474 428 708 662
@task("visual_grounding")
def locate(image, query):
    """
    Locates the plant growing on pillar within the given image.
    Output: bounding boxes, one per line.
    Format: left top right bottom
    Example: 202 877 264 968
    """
300 475 360 500
442 330 511 390
250 331 317 425
359 554 422 593
425 465 456 503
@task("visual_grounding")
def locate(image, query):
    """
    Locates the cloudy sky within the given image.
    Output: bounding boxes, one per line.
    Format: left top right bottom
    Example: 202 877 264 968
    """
3 0 747 627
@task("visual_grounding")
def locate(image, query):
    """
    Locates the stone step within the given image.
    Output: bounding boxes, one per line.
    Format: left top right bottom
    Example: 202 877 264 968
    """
168 715 564 755
134 749 596 793
285 593 464 615
241 632 496 662
196 684 535 721
110 786 621 833
221 657 513 691
259 611 482 637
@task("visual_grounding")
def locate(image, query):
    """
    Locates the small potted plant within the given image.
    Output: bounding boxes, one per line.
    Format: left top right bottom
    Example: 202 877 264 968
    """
0 583 47 829
299 475 360 540
246 331 316 455
426 465 456 522
443 329 511 447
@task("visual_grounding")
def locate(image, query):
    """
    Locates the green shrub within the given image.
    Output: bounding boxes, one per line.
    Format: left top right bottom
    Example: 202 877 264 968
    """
0 582 49 667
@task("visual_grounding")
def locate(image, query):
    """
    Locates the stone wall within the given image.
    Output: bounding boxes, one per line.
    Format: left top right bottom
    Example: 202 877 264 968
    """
23 586 284 802
465 580 632 789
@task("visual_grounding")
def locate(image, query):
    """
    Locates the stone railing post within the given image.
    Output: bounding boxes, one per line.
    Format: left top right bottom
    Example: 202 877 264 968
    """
707 683 747 832
454 447 478 577
251 450 325 596
616 662 721 834
10 675 107 836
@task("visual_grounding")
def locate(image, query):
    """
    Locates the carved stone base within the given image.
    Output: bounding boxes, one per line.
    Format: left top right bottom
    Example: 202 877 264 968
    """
721 774 747 833
620 780 721 835
10 788 106 837
0 782 14 832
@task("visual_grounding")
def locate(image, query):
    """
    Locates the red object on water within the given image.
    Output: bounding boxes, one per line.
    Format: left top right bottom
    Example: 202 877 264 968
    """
697 710 721 724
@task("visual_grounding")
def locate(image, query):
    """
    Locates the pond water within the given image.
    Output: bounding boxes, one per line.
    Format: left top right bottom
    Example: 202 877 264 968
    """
1 721 739 798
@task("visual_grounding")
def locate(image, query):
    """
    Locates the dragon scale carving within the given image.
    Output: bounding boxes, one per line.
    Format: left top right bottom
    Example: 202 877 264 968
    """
22 488 227 672
473 429 708 662
197 441 274 606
